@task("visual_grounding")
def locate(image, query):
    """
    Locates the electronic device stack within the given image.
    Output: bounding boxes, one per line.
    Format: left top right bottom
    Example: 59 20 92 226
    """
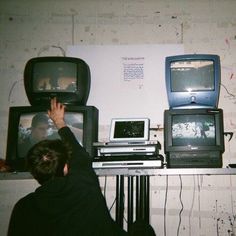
164 54 225 168
92 118 163 169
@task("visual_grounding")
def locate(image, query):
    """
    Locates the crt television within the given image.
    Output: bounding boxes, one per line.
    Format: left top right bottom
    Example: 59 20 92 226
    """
6 105 98 172
24 56 91 106
165 54 221 108
164 108 225 168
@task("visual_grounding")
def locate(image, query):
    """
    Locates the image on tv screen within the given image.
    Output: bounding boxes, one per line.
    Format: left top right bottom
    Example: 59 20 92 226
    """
33 62 77 93
114 121 145 138
17 112 83 157
172 114 216 146
170 60 214 92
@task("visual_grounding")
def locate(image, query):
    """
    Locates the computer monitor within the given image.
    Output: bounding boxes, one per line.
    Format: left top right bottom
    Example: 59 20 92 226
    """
109 118 150 143
24 56 91 106
165 54 221 108
6 105 98 172
164 108 225 168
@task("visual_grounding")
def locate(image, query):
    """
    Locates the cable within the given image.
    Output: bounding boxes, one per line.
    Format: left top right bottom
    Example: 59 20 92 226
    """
8 79 23 102
177 175 183 236
109 197 117 212
123 192 127 224
220 83 235 97
188 175 196 236
164 175 168 236
51 45 66 56
37 45 66 57
103 176 107 198
196 175 202 230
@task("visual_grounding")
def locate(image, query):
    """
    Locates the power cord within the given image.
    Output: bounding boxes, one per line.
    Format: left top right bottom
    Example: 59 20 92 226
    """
103 176 107 197
177 175 184 236
189 175 196 236
164 175 168 236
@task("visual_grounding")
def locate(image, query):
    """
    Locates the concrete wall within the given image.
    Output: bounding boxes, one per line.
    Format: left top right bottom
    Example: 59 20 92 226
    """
1 0 236 235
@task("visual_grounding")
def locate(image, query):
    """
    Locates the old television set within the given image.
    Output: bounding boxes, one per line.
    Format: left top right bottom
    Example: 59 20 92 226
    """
6 105 98 172
109 118 150 143
164 108 225 168
165 54 221 108
24 56 91 106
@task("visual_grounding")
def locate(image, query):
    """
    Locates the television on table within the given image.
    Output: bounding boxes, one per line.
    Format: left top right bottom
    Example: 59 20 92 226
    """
164 108 225 168
24 56 91 106
165 54 221 109
6 105 98 172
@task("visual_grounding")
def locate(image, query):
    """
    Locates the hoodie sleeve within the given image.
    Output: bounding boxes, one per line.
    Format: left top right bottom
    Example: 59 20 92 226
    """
7 202 24 236
58 126 92 171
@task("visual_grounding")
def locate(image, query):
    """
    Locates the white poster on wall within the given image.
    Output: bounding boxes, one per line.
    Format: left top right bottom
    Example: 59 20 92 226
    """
67 44 184 125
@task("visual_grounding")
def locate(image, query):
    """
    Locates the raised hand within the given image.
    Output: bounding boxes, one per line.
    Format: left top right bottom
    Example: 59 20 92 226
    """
48 97 66 129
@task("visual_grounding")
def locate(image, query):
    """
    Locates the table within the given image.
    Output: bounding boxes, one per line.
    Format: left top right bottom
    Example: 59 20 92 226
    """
94 167 236 229
1 167 236 230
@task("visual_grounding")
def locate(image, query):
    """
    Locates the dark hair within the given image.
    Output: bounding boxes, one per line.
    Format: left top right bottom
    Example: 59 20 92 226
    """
26 139 70 185
31 113 49 128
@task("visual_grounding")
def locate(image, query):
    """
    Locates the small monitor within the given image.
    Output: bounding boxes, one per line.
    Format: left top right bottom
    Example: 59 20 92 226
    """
24 56 91 106
165 54 221 108
109 118 150 143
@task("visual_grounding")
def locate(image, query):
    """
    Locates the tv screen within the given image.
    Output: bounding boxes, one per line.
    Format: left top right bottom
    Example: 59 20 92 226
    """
165 54 221 108
164 108 225 168
24 57 91 106
172 114 216 146
6 106 98 172
32 61 77 93
109 118 150 142
171 60 214 92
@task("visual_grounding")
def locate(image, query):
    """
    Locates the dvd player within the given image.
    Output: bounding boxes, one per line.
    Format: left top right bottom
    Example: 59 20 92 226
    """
93 154 163 169
93 141 160 146
98 146 157 155
92 159 162 169
94 141 161 156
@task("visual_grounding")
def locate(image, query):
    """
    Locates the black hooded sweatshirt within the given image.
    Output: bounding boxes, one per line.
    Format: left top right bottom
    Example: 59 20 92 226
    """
7 127 128 236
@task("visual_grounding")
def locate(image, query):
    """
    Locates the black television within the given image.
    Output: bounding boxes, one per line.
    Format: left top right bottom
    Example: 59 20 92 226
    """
6 105 98 172
165 54 221 109
24 56 91 106
164 108 225 168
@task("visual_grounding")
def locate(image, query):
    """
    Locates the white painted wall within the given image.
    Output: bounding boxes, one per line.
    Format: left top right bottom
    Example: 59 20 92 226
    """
1 0 236 235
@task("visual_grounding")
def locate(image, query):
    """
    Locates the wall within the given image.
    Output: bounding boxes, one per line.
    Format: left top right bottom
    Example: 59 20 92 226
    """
0 0 236 235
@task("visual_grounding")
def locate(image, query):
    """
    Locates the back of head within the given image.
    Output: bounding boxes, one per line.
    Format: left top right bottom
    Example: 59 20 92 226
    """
26 139 70 185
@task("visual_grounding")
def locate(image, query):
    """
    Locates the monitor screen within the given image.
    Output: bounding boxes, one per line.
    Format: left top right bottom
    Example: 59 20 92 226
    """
172 114 216 146
24 57 91 106
6 106 98 172
170 60 214 92
165 54 221 108
109 118 150 142
164 108 225 153
114 121 145 138
17 112 83 158
33 62 77 93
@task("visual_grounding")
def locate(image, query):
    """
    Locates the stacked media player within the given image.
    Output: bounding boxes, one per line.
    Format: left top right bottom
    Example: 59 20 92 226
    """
92 118 163 169
92 141 163 169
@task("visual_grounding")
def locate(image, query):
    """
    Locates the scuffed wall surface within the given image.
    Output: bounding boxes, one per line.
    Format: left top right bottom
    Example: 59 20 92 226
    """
1 0 236 235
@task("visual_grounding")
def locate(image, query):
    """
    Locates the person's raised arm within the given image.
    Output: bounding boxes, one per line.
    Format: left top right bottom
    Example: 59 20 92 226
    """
47 97 66 129
48 98 86 153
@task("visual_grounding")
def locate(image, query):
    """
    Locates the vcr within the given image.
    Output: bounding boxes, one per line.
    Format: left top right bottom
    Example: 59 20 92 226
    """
166 151 223 168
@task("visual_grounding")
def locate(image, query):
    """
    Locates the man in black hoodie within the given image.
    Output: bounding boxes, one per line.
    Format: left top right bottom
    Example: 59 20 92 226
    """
7 98 128 236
